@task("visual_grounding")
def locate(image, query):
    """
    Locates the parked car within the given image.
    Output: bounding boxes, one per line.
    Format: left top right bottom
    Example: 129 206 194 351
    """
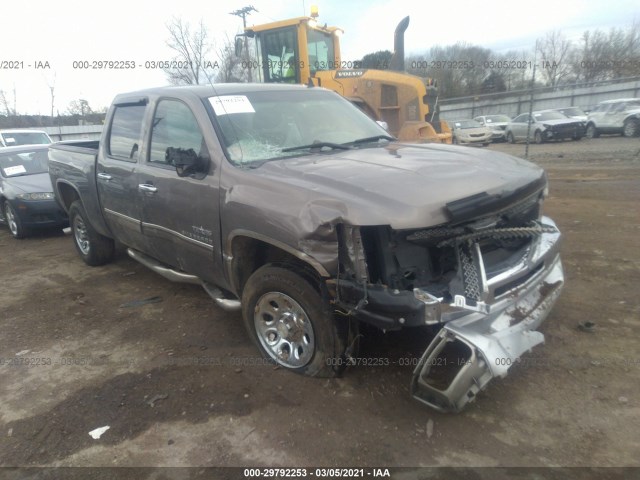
473 114 511 142
450 119 492 146
0 145 68 238
48 84 564 412
552 107 588 122
0 129 52 147
505 110 585 143
585 98 640 138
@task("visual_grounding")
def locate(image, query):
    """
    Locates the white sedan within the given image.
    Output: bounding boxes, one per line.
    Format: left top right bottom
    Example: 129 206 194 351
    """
450 119 492 146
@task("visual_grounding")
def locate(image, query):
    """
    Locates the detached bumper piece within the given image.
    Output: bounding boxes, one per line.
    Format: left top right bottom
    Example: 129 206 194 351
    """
411 218 564 412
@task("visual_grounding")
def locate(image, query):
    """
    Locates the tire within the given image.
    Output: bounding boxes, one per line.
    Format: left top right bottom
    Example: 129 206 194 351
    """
623 118 639 138
452 136 459 145
482 142 490 147
4 201 27 239
241 265 348 377
68 200 114 266
506 131 515 144
534 130 543 144
585 123 598 139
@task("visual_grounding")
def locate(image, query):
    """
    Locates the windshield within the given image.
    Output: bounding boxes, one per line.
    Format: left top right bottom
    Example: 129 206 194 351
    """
558 107 585 117
453 120 482 129
533 111 568 121
210 89 390 166
0 149 49 177
485 115 510 123
1 131 51 146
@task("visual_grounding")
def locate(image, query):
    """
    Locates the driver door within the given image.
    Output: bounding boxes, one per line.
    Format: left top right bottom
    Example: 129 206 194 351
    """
138 98 222 282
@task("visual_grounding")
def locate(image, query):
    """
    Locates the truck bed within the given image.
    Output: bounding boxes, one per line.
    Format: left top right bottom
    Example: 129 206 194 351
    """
48 140 112 238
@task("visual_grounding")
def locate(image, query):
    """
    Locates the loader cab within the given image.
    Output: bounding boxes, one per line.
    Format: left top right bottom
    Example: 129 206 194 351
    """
242 17 342 85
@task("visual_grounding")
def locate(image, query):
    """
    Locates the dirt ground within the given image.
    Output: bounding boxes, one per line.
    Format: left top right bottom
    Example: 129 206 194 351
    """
1 137 639 473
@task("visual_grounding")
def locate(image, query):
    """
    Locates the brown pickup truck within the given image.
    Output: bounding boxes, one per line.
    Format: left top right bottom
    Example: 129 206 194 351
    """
48 83 564 412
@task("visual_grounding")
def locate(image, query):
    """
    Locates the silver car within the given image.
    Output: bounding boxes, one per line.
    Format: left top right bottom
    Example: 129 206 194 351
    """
505 110 585 144
585 98 640 138
473 114 511 142
451 119 492 146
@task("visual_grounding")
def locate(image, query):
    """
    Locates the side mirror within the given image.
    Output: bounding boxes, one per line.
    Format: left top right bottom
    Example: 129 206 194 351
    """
235 37 244 58
166 147 208 177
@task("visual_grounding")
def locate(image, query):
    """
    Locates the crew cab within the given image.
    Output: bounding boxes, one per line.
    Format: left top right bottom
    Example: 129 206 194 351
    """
48 84 564 412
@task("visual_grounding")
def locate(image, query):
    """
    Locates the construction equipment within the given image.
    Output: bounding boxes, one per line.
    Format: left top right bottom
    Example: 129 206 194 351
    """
236 10 452 143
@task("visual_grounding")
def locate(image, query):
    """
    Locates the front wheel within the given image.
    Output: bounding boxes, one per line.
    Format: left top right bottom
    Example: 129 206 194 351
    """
534 130 543 144
68 200 115 266
623 118 639 137
585 123 598 139
241 265 348 377
4 202 27 239
506 131 515 144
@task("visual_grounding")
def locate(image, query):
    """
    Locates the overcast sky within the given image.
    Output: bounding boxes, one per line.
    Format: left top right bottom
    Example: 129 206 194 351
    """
0 0 637 115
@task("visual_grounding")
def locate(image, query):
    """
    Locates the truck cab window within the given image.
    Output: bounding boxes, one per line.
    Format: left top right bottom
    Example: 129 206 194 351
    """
149 100 206 167
307 29 334 74
108 105 146 161
261 28 298 83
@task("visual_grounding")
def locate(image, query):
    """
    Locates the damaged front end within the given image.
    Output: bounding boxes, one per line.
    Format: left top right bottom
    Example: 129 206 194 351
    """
334 186 564 412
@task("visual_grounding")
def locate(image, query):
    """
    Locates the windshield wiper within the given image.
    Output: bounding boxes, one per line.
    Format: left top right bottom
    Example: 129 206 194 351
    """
342 134 396 146
281 142 352 152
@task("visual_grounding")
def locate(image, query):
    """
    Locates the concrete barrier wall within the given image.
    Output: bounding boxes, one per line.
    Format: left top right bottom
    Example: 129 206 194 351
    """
439 77 640 120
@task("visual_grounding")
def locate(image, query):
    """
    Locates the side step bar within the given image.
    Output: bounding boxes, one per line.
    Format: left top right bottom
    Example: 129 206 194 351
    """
126 248 241 311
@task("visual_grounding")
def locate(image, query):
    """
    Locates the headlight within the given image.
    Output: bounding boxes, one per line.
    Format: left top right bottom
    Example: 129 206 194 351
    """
16 192 55 200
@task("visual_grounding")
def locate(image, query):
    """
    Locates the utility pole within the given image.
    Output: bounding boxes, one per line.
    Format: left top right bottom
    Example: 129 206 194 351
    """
525 39 538 160
230 6 257 82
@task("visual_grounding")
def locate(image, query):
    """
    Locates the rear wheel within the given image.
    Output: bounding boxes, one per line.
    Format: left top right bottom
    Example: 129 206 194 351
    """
585 123 598 139
241 265 348 377
623 118 639 137
68 200 115 266
4 202 27 239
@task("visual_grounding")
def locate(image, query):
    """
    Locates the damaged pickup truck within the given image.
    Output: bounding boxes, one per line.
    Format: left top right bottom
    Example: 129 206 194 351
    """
48 83 564 412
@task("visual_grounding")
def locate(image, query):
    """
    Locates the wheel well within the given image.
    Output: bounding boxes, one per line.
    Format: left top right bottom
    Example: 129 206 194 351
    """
57 182 81 212
231 237 323 296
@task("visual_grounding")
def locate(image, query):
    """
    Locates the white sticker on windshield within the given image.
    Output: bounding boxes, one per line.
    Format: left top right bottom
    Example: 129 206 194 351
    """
4 165 26 176
209 95 255 116
5 137 16 143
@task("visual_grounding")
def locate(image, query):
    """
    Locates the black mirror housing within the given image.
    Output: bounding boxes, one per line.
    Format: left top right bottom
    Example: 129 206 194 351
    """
166 147 208 177
235 37 244 58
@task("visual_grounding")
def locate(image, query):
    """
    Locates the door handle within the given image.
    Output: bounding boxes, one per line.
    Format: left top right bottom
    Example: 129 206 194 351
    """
138 184 158 193
97 172 112 181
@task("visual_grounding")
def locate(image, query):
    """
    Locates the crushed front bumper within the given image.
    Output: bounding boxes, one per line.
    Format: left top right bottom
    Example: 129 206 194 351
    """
411 221 564 412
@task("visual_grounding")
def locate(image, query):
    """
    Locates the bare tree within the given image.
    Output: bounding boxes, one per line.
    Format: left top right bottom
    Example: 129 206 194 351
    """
0 90 14 116
164 17 216 85
67 99 93 116
537 30 574 86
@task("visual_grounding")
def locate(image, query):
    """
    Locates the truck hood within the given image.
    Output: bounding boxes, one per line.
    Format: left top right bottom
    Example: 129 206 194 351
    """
253 143 545 229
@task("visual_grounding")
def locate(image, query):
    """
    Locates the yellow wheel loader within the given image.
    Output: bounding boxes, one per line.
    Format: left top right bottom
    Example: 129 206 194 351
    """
236 11 452 143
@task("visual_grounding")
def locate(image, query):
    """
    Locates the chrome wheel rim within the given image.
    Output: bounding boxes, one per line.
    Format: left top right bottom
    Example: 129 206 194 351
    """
5 204 18 236
623 121 636 137
73 215 90 255
254 292 315 368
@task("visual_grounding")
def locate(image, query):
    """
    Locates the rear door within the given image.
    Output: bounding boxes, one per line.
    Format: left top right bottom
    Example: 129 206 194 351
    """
97 100 148 251
137 98 221 282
